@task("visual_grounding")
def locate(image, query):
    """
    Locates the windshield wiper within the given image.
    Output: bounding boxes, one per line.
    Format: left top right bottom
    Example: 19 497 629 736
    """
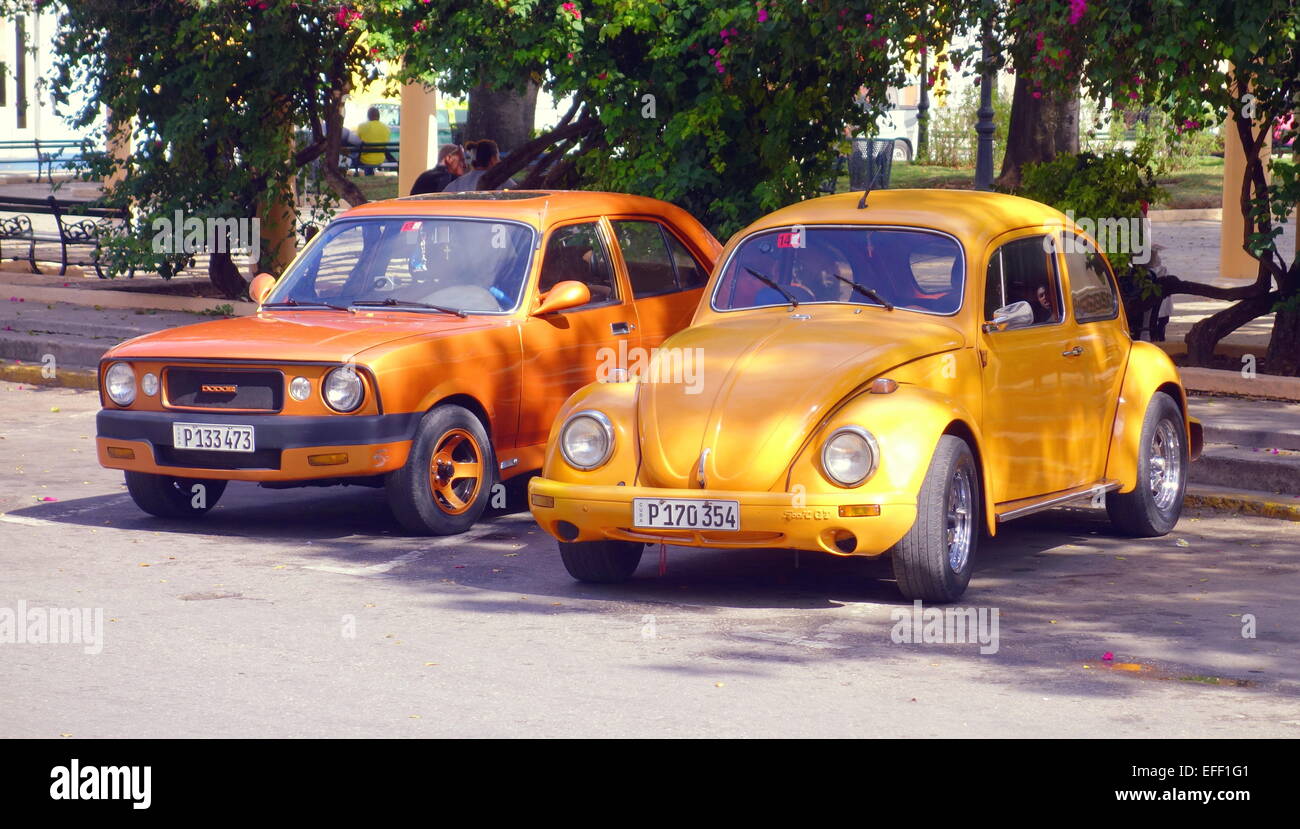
352 298 468 318
832 275 894 310
744 267 799 308
263 298 354 313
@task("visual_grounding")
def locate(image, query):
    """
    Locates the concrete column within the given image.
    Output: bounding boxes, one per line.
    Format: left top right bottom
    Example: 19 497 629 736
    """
1220 116 1272 280
398 81 439 198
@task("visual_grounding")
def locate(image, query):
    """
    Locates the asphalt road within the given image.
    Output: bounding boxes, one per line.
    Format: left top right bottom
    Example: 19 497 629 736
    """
1 380 1297 738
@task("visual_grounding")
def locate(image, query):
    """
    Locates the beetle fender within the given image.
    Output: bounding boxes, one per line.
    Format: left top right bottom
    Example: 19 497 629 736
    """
787 383 998 537
1105 341 1194 493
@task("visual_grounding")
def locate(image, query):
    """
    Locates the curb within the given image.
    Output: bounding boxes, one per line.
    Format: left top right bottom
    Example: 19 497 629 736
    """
1185 485 1300 522
0 277 256 316
0 360 98 390
1149 208 1223 222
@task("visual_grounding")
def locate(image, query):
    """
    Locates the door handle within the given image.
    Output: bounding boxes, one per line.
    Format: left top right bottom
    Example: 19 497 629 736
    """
1062 346 1083 357
611 321 633 335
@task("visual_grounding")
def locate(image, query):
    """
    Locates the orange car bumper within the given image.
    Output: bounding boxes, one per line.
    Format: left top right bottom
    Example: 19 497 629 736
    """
96 409 415 482
527 478 917 557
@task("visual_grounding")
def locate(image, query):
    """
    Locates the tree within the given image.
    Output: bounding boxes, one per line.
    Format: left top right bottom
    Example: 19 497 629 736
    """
367 0 962 238
30 0 379 298
1002 0 1300 374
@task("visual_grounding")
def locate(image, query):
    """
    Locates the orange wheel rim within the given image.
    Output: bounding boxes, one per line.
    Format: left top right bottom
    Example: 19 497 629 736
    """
428 428 484 515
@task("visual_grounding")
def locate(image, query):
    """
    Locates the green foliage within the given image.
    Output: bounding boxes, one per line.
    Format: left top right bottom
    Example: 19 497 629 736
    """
919 83 1011 168
33 0 379 289
365 0 966 239
1018 150 1164 272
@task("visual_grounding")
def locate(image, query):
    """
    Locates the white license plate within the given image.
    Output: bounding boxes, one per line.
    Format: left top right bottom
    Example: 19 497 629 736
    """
172 423 255 453
632 498 739 531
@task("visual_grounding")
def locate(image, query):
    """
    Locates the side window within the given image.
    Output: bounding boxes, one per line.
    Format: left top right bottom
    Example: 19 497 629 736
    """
665 231 708 289
613 220 677 298
538 222 618 307
995 235 1062 327
983 249 1005 321
1064 238 1120 322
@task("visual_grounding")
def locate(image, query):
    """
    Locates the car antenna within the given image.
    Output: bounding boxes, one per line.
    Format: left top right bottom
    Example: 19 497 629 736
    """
857 185 872 209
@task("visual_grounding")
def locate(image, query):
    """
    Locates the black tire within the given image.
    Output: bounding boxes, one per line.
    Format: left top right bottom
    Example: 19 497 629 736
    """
889 435 980 603
386 404 495 535
124 472 227 518
1107 391 1187 537
559 540 645 583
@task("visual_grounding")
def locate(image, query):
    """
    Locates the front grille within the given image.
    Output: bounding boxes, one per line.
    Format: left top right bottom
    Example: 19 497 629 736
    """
166 368 283 411
155 446 282 470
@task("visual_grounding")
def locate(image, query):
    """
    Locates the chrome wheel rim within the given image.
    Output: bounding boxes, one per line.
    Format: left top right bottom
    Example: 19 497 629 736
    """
947 464 974 573
1149 419 1183 511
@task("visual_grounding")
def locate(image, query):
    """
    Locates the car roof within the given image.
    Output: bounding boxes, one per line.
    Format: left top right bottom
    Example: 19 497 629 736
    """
739 189 1071 249
339 190 707 233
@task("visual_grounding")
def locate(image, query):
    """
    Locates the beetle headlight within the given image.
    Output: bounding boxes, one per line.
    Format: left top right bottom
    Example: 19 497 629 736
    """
560 410 614 470
105 362 137 406
820 426 879 487
322 366 364 412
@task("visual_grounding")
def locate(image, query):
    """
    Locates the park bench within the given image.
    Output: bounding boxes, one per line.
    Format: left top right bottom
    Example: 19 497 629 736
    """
0 139 86 184
344 141 401 174
0 195 134 278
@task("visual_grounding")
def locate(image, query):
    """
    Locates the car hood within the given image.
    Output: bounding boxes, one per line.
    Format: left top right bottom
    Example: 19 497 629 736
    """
103 310 506 364
636 310 964 491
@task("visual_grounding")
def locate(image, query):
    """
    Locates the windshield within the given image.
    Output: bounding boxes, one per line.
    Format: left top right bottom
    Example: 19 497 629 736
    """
267 217 536 314
711 226 965 315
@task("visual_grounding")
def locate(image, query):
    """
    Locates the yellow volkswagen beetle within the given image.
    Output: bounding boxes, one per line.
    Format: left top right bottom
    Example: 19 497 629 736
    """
527 190 1202 602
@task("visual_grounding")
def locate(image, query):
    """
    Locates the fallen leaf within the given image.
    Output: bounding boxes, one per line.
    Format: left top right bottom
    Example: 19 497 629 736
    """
1175 538 1190 547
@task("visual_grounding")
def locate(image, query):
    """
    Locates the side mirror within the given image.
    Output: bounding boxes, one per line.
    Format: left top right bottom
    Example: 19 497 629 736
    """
249 272 277 305
532 280 591 316
984 300 1034 333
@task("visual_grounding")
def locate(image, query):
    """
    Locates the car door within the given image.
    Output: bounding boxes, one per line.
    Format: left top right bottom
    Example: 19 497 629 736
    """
1058 233 1129 482
517 219 641 448
978 230 1093 503
607 217 710 350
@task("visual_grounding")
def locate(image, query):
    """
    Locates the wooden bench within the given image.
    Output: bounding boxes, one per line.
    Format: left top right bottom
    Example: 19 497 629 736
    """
345 141 401 174
0 195 134 278
0 139 86 184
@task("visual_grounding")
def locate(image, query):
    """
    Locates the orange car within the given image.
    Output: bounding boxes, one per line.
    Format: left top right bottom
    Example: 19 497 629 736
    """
96 191 721 533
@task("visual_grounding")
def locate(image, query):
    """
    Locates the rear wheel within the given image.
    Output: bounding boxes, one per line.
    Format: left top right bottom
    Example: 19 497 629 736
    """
386 405 494 535
558 540 645 583
890 435 979 603
1107 391 1187 536
124 472 227 518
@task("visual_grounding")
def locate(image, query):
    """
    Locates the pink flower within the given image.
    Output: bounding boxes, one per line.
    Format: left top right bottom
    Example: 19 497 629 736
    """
1069 0 1087 25
758 9 767 22
1128 91 1139 99
562 2 580 19
708 48 716 55
1102 652 1114 661
412 21 425 32
864 13 873 21
1031 91 1041 99
1034 31 1044 52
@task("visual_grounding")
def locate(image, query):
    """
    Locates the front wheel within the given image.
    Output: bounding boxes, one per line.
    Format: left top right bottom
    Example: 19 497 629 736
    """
386 405 494 535
558 540 645 583
1107 391 1187 536
889 435 980 603
124 472 227 518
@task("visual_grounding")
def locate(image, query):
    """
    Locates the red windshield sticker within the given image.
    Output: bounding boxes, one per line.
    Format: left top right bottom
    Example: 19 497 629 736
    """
401 221 422 232
776 231 802 248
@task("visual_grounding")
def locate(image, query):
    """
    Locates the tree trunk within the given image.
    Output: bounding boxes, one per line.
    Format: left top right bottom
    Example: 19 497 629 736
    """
209 250 247 300
463 80 540 153
1266 306 1300 375
996 74 1078 190
1185 290 1279 365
